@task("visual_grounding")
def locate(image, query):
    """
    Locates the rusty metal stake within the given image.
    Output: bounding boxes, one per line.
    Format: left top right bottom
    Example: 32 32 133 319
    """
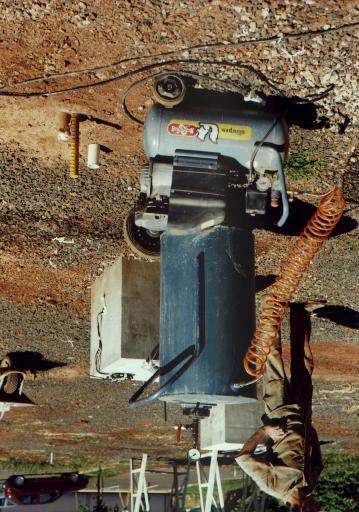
57 111 71 141
69 113 79 179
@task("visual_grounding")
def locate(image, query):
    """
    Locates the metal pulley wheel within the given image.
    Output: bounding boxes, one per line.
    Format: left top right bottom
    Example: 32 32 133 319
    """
153 74 186 107
123 209 161 260
0 356 21 394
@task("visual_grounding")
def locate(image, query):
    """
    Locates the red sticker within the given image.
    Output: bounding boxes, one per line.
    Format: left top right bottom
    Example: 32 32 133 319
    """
168 122 198 137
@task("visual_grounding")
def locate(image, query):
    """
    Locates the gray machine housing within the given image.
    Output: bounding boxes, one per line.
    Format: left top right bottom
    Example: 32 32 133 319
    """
144 103 288 170
136 101 289 233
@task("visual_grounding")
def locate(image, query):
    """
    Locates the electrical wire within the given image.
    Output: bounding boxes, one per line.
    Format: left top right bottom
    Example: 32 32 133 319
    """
121 63 334 126
121 69 250 125
128 344 201 408
0 58 284 98
248 114 284 183
0 21 357 91
94 307 109 377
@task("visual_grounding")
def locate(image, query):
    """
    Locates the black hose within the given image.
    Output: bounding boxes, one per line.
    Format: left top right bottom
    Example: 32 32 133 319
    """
129 344 200 408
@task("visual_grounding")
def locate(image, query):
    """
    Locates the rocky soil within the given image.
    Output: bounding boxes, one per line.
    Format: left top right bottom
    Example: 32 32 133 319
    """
0 0 358 468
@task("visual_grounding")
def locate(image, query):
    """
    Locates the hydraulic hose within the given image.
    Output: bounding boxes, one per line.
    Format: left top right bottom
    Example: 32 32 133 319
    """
243 187 345 380
129 344 200 408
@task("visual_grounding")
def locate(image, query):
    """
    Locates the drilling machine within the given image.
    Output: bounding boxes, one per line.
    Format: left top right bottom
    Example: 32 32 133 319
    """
124 74 289 425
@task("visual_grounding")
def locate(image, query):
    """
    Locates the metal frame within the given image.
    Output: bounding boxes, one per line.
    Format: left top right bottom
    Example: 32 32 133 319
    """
130 454 150 512
197 451 224 512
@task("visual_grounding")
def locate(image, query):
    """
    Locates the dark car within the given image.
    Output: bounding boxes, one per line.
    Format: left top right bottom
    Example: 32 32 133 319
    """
3 472 88 506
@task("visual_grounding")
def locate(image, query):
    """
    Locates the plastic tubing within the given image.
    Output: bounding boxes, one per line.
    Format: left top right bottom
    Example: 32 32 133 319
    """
243 187 345 378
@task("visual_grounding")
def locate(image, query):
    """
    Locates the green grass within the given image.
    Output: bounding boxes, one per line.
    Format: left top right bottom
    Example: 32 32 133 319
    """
187 478 246 497
314 454 359 512
0 457 128 478
285 147 326 180
185 477 248 509
0 457 75 474
85 463 129 479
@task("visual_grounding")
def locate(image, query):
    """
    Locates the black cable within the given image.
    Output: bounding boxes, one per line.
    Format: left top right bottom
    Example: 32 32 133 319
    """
1 21 357 91
249 114 283 182
121 69 250 125
95 307 109 376
122 69 334 126
0 58 284 98
128 344 199 408
121 72 161 125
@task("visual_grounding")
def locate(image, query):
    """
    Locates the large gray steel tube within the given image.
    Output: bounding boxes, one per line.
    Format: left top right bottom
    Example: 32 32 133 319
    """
159 226 257 407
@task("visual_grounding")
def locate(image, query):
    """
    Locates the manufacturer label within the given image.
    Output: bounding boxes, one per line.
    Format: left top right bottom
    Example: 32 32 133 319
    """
167 121 198 137
167 119 252 143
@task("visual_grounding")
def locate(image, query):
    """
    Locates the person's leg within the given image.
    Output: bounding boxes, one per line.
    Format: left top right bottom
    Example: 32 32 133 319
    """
289 303 314 413
289 303 325 491
262 330 289 416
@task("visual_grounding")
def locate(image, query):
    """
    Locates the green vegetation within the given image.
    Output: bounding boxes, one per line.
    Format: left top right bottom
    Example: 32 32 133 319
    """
85 463 129 479
285 147 326 180
186 455 359 511
0 457 76 474
186 477 259 510
314 454 359 512
0 457 127 478
186 478 246 497
265 454 359 511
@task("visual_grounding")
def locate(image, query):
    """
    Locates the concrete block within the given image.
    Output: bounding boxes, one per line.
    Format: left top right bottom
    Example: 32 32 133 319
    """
200 401 264 451
90 257 160 381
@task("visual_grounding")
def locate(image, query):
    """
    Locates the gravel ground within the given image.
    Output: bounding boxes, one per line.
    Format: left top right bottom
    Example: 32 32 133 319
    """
0 1 358 467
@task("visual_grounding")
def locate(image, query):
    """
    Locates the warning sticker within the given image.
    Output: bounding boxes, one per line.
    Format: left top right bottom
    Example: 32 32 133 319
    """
167 119 252 143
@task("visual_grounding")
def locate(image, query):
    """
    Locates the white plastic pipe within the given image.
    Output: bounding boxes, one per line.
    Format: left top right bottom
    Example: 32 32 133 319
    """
87 143 100 170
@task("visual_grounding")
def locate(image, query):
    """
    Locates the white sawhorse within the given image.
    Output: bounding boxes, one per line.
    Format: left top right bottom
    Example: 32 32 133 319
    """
196 450 224 512
130 454 150 512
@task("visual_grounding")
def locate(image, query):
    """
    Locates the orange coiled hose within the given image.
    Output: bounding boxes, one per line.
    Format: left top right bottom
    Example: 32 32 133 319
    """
244 187 345 378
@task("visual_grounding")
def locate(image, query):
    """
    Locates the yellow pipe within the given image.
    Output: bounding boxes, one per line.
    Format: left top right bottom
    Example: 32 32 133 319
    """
69 113 79 179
